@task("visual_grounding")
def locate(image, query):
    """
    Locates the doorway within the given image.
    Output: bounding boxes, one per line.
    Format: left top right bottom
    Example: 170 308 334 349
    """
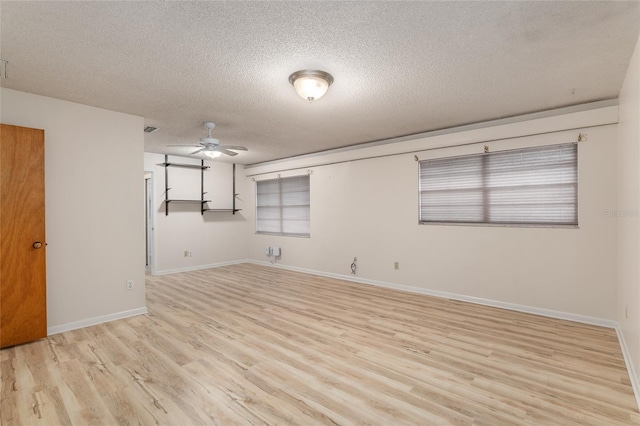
144 172 153 272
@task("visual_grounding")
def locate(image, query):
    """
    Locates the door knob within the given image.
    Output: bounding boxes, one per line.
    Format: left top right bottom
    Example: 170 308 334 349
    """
32 242 43 249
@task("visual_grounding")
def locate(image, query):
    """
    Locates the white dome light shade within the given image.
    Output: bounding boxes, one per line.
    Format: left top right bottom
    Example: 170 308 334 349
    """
204 150 222 159
293 76 328 101
289 70 334 102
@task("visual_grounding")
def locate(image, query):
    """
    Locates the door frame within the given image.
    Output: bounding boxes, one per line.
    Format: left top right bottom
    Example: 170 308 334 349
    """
144 171 156 275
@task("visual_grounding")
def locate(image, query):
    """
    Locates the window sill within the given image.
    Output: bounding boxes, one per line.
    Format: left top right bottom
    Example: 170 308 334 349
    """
418 221 579 229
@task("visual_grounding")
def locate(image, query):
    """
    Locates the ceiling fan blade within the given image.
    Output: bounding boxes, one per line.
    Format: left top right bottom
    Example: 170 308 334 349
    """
219 145 248 151
167 144 202 147
219 149 239 157
190 147 206 155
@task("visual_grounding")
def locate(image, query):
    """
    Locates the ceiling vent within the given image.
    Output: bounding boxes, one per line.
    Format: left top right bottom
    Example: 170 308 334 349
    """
143 126 159 133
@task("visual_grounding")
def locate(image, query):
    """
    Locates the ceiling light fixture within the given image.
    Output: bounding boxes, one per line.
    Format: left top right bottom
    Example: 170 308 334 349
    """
288 69 334 102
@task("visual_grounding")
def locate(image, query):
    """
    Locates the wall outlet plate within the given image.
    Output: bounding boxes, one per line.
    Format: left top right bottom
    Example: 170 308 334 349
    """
126 280 134 290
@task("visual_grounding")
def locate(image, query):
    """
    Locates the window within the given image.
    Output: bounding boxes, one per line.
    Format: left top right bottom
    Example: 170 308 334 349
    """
419 143 577 226
256 175 310 236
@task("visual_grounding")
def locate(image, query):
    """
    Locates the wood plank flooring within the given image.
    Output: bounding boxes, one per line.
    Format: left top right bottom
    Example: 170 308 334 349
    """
2 263 639 425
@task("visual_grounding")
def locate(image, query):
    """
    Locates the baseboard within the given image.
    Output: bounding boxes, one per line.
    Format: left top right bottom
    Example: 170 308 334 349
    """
154 259 249 276
47 307 148 336
248 260 616 328
616 326 640 410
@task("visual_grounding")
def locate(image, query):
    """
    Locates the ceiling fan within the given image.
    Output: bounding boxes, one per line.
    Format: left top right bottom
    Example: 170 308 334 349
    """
168 122 248 158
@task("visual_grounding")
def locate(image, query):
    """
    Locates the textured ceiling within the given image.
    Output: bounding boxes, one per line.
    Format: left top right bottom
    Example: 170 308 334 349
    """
1 1 638 164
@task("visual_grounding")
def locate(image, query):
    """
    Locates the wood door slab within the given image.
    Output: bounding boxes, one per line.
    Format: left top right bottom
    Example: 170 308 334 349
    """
0 123 47 348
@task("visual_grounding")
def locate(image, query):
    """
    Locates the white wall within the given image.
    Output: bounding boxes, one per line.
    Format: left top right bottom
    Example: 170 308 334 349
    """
245 106 619 320
617 35 640 386
1 88 146 331
144 153 247 274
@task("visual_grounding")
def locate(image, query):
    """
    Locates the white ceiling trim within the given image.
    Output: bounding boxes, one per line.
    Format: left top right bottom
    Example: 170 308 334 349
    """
244 101 618 176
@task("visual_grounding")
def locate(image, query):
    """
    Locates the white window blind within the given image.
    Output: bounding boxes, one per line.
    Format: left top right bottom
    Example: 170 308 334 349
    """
419 143 578 226
256 175 310 236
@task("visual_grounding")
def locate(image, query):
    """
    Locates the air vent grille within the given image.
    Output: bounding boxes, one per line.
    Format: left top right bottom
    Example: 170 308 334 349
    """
144 126 159 133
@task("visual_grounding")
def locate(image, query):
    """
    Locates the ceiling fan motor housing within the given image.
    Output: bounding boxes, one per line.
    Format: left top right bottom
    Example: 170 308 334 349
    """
200 137 219 145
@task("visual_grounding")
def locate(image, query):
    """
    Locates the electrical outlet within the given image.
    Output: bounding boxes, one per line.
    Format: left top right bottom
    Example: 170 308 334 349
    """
126 280 134 291
184 250 189 257
394 261 399 270
188 251 192 257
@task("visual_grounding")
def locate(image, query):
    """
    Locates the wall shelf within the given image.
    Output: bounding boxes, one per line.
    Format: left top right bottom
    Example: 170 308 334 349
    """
202 208 242 213
162 155 239 216
161 162 209 170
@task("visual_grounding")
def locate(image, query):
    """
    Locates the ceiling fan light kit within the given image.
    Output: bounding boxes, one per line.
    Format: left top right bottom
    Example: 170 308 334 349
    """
204 150 222 159
289 69 333 102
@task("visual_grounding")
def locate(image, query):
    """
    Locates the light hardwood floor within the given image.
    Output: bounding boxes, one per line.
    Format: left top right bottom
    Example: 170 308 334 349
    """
1 263 639 425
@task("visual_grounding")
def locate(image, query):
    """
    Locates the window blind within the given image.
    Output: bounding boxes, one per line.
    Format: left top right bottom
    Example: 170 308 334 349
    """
256 175 310 236
419 143 578 226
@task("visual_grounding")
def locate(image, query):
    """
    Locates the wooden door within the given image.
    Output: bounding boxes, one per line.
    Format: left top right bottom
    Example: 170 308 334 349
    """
0 124 47 348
